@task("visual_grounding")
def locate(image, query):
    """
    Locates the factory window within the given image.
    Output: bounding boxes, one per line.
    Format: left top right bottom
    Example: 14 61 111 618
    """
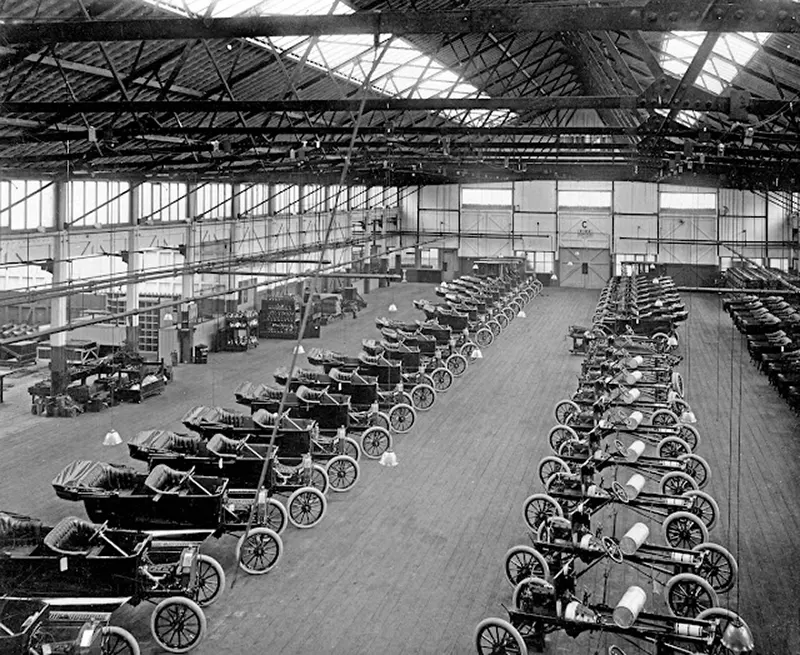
462 187 513 207
195 182 232 219
273 184 300 214
420 248 439 268
139 182 187 222
0 179 55 230
769 258 789 272
523 251 555 274
350 186 369 210
400 248 416 267
69 181 130 227
659 191 717 210
239 183 270 217
557 190 612 209
303 185 326 212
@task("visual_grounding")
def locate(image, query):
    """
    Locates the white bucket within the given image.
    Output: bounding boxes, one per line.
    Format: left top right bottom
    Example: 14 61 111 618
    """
621 388 641 404
625 440 646 463
613 585 647 628
624 370 643 385
626 355 644 369
625 411 644 429
624 473 646 500
619 522 649 555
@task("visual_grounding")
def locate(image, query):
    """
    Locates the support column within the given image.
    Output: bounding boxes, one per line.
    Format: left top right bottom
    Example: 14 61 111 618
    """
125 185 141 351
50 182 70 396
229 185 239 307
180 185 197 363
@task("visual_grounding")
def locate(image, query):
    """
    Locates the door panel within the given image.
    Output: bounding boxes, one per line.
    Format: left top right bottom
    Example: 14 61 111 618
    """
559 248 611 289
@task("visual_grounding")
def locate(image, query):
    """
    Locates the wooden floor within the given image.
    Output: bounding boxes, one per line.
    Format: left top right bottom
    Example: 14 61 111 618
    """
0 284 798 654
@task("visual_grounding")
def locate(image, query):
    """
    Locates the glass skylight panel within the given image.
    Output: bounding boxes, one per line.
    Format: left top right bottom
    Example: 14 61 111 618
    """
143 0 514 127
659 32 769 95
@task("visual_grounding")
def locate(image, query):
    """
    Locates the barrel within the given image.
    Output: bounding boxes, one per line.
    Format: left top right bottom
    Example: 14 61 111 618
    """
613 586 647 628
624 370 643 385
623 473 646 500
626 355 644 369
625 411 644 429
620 522 649 555
621 388 641 404
625 440 646 462
674 623 703 637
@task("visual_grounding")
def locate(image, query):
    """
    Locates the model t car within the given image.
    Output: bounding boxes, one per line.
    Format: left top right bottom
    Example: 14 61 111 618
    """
0 510 217 652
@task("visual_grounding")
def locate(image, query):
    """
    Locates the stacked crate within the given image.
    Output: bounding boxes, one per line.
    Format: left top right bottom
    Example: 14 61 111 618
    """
259 296 299 339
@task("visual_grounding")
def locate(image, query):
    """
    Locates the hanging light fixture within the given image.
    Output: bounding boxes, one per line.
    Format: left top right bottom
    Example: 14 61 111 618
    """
550 273 558 281
517 310 527 318
472 348 483 360
379 450 398 467
388 303 398 313
721 619 755 654
293 343 306 355
102 429 122 446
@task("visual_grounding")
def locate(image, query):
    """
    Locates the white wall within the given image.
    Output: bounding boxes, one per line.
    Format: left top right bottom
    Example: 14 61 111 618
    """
397 180 794 267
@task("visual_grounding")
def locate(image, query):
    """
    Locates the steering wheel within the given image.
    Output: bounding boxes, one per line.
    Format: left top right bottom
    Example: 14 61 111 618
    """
611 481 630 504
89 520 109 542
170 466 196 492
614 439 627 456
601 536 624 563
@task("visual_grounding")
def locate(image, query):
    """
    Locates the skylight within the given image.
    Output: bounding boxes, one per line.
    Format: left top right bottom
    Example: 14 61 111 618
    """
659 31 769 124
144 0 514 127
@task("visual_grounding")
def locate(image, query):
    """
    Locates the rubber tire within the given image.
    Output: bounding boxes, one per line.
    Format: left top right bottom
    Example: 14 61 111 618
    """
679 453 711 488
665 572 719 618
538 456 572 486
100 626 140 655
677 424 700 451
548 425 579 452
373 412 391 431
150 597 207 654
194 554 225 607
682 490 720 530
430 367 454 392
236 527 283 575
660 471 699 496
310 464 330 494
446 353 468 378
475 327 494 348
260 498 288 535
361 426 392 459
523 493 563 531
388 403 416 434
657 436 692 459
692 542 738 594
326 455 360 492
663 511 709 549
554 400 581 424
651 409 679 426
504 546 551 586
287 486 327 529
410 383 436 412
343 436 361 461
474 617 528 655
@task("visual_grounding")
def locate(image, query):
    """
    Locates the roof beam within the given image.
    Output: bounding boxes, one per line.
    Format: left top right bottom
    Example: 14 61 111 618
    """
5 2 800 43
4 94 769 113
